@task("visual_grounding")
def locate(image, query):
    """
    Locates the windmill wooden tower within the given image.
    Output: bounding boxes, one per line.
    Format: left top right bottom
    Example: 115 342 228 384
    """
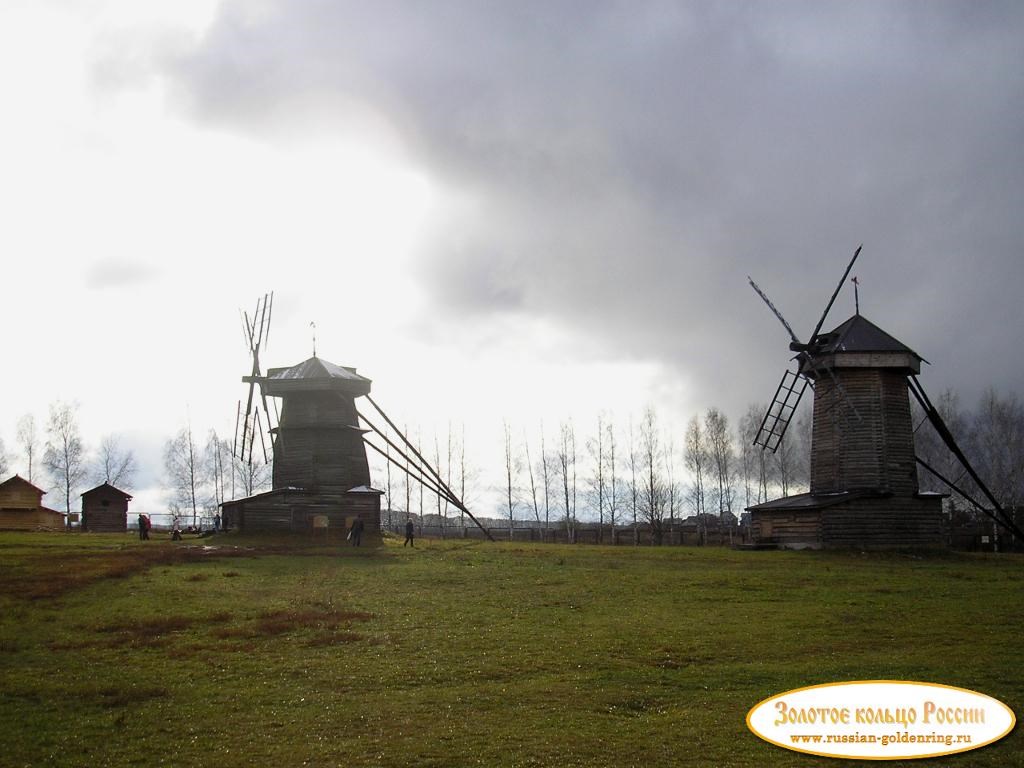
747 248 1024 549
745 248 954 548
220 294 382 535
221 294 493 540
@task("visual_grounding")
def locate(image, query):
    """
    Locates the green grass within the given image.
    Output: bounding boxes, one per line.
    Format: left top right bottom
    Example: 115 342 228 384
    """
0 532 1021 767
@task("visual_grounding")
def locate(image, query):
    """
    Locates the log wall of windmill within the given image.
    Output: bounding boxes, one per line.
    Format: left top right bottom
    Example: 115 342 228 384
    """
221 488 381 535
272 392 371 494
811 368 918 496
820 496 945 548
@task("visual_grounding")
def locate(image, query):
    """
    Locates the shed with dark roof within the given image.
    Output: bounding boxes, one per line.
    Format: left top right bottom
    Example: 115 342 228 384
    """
81 483 132 533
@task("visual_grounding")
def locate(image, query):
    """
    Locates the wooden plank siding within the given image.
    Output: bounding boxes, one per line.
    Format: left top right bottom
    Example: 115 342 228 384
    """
0 475 65 531
81 484 130 533
222 488 381 537
821 496 944 548
810 368 918 496
272 392 371 495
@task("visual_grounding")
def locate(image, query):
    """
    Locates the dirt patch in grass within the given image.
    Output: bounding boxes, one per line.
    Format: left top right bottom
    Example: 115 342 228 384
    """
0 546 256 601
73 683 170 708
210 607 373 641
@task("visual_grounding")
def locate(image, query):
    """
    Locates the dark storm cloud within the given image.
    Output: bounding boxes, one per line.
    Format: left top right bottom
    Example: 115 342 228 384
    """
165 0 1024 413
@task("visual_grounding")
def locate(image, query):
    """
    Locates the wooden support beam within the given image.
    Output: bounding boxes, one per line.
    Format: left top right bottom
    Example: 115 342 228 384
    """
359 397 495 542
910 376 1024 540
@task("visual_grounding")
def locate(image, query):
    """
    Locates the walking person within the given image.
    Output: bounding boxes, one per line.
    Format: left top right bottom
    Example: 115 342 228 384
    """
404 518 415 548
138 514 149 540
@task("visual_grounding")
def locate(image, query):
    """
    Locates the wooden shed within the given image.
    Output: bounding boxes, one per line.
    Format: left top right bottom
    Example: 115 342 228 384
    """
0 475 66 531
81 483 132 533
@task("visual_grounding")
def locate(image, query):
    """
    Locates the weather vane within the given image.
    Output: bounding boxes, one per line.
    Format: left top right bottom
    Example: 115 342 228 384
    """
310 321 317 357
851 276 860 315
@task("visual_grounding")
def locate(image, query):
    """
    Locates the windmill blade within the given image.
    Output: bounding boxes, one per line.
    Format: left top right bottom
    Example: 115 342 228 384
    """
258 290 270 348
810 244 862 343
748 277 801 345
753 368 808 452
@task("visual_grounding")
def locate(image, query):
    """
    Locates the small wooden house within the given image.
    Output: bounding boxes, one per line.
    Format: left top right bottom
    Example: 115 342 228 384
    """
81 483 132 533
0 475 66 530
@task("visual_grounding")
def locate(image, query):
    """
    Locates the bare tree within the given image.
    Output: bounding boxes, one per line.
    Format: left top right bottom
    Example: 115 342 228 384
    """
16 414 39 483
705 408 734 520
93 434 137 489
503 420 521 540
165 424 205 527
968 388 1024 549
43 401 88 520
684 414 708 545
587 413 606 542
0 437 8 477
639 408 666 544
606 417 620 542
540 422 553 540
738 404 770 507
664 432 678 542
628 416 639 545
205 431 234 508
557 421 577 543
523 428 542 526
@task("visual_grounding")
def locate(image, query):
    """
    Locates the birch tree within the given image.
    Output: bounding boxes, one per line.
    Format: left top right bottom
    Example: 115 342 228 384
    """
587 413 606 542
684 414 708 545
606 418 620 542
503 420 521 540
639 408 666 544
16 414 39 483
43 401 88 520
628 417 639 545
93 434 137 490
165 424 204 527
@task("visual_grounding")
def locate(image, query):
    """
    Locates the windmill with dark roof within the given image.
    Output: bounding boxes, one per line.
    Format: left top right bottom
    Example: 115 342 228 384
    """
746 247 1024 549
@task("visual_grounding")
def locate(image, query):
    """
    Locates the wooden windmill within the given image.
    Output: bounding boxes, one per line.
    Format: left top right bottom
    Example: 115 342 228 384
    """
745 247 1024 549
222 295 493 540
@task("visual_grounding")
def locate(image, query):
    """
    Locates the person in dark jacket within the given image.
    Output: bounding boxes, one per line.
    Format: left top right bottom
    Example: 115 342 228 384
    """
138 514 150 540
350 517 364 547
404 519 415 548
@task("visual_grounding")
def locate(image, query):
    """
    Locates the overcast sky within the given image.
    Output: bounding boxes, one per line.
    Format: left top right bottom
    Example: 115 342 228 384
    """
2 0 1022 516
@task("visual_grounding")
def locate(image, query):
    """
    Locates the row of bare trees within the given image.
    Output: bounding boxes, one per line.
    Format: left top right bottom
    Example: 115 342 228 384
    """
0 402 270 527
162 425 271 527
488 405 811 544
1 403 138 519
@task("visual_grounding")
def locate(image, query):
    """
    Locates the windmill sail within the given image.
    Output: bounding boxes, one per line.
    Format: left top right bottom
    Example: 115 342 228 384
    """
754 369 808 452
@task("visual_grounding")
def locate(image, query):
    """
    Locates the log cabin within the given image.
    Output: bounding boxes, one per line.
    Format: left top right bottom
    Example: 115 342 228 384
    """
0 475 66 531
81 482 132 533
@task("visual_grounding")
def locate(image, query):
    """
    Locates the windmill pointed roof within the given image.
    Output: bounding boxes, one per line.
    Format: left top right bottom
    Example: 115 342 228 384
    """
262 356 372 395
267 356 370 383
816 314 924 360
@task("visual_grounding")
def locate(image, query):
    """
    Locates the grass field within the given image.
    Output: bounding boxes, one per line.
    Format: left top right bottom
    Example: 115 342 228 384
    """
0 532 1021 767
